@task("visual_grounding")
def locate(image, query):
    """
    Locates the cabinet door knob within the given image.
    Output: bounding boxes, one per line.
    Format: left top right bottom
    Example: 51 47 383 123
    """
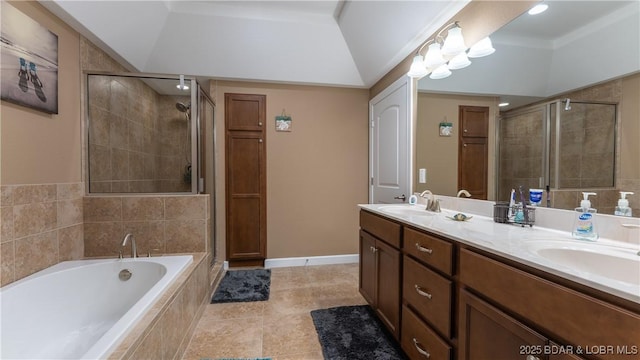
415 243 433 254
464 129 468 133
414 285 433 299
258 122 263 126
412 338 431 358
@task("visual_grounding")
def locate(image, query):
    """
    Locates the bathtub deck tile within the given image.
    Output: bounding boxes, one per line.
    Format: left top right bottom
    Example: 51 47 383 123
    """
181 263 364 360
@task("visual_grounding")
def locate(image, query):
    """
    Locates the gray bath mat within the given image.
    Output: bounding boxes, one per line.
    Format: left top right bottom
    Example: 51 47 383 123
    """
311 305 407 360
211 269 271 303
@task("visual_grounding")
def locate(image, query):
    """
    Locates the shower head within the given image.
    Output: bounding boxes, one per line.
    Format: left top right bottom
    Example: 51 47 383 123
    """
176 102 190 113
564 98 571 111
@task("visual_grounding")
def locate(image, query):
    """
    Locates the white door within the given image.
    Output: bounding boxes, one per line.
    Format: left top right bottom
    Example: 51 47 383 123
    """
369 76 414 204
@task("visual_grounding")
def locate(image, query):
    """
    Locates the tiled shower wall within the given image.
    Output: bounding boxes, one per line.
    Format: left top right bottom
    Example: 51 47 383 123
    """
86 63 191 193
0 183 84 286
83 195 210 258
500 77 638 215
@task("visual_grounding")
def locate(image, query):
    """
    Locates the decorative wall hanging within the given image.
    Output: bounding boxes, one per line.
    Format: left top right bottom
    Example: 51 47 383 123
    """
439 122 453 136
275 109 292 132
0 2 59 114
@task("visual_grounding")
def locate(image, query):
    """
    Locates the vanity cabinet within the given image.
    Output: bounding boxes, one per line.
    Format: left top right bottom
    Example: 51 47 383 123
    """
359 211 402 338
459 248 638 360
401 227 456 360
359 208 639 360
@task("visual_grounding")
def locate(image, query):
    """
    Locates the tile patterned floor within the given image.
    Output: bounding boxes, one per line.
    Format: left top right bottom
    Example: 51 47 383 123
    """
182 263 367 360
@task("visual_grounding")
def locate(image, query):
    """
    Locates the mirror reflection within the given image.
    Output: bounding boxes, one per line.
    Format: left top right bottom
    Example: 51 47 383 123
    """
414 1 639 217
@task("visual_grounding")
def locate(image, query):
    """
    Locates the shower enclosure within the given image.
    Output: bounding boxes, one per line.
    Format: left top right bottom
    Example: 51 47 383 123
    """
86 73 214 194
498 99 617 207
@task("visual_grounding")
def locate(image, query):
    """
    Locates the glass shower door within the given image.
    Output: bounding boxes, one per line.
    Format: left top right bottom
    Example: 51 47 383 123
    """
497 107 546 201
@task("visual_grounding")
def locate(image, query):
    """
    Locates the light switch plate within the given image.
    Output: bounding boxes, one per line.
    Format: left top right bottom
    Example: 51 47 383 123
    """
419 168 427 183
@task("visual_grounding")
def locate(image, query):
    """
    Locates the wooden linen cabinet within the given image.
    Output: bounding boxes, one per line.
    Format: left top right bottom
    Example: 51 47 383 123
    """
225 93 267 267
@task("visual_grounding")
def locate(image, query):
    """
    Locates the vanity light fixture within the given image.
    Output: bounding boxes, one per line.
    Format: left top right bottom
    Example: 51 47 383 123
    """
176 74 189 91
430 64 452 80
408 21 493 80
467 37 495 58
440 23 467 57
448 52 471 70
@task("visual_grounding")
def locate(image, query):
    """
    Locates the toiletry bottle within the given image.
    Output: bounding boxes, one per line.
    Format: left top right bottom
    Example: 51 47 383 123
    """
614 191 634 217
572 192 598 241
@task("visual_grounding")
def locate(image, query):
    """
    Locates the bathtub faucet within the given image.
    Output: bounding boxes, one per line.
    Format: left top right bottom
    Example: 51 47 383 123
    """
120 233 137 258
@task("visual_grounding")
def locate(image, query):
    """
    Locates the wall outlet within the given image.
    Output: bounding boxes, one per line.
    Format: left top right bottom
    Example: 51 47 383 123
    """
419 168 427 183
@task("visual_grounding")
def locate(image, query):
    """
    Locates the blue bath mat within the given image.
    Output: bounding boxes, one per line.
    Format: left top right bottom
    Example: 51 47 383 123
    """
211 269 271 303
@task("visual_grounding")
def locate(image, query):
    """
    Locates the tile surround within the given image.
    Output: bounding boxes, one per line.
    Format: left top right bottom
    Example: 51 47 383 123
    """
0 183 84 286
83 194 210 258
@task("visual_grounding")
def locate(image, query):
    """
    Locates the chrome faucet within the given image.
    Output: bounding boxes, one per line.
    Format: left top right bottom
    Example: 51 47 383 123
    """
121 233 137 258
457 189 472 198
419 190 441 212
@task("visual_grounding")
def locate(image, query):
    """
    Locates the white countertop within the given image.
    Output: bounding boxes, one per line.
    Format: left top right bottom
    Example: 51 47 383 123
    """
359 203 640 305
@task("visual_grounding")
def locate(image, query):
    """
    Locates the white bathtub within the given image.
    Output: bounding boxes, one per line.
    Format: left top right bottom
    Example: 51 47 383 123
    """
0 255 193 359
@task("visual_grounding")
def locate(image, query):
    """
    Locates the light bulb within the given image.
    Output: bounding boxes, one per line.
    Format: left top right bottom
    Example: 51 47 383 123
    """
424 43 446 69
448 52 471 70
441 26 467 57
468 37 495 58
430 64 451 80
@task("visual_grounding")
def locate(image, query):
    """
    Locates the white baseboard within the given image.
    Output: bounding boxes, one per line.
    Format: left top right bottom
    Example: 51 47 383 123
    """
223 254 359 270
265 254 359 268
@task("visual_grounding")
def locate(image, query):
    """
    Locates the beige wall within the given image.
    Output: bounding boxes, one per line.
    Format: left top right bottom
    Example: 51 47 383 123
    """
415 92 498 199
213 81 369 259
1 1 81 185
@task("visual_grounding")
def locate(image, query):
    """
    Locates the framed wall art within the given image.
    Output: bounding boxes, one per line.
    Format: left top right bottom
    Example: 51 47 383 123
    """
1 2 59 114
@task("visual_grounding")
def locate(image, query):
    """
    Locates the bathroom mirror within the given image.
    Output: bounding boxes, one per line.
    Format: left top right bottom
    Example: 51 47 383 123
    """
414 1 640 215
86 73 199 194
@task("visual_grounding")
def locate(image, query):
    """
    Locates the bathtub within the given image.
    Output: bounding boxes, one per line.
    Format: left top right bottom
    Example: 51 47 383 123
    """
0 255 193 359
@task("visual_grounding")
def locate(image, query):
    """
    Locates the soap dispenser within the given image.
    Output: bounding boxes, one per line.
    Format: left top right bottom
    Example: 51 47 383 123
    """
572 192 598 241
614 191 634 217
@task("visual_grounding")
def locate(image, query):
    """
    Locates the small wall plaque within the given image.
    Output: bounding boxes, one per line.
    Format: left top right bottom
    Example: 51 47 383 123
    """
439 122 453 136
276 109 292 132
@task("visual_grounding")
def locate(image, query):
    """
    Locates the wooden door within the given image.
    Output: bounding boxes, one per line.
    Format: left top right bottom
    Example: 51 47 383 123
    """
459 289 547 360
458 106 489 199
225 93 266 266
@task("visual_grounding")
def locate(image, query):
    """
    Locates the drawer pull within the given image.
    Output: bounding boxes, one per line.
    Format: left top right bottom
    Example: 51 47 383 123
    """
412 338 431 358
526 356 540 360
414 285 433 299
415 243 433 254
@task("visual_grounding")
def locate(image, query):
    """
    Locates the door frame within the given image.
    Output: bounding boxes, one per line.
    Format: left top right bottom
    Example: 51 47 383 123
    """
368 75 415 203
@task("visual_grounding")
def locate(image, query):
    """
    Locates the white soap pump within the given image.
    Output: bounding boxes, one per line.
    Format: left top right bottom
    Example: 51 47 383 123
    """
614 191 634 217
572 192 598 241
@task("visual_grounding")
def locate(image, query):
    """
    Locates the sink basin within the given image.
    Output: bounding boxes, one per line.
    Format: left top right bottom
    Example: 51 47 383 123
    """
525 241 640 285
377 205 433 217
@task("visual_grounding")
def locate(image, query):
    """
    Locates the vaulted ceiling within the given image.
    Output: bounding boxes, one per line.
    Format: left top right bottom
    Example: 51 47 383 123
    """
41 0 469 88
40 0 639 101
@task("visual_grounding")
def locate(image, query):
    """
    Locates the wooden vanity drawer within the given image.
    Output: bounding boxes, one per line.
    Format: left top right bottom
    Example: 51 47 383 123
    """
360 210 401 248
403 256 453 338
401 305 451 360
460 248 640 360
404 227 453 275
